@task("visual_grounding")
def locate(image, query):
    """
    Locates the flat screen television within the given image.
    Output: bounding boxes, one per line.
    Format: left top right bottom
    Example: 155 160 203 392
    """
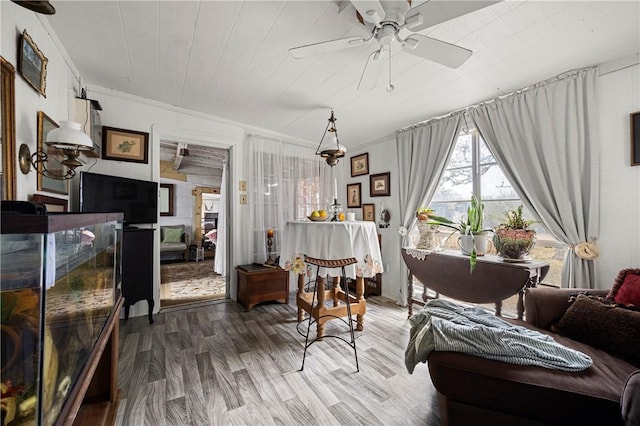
79 172 158 225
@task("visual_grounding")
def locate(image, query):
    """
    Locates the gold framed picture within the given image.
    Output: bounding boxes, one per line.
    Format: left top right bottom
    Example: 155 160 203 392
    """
102 126 149 163
362 203 375 222
37 111 68 194
18 30 47 97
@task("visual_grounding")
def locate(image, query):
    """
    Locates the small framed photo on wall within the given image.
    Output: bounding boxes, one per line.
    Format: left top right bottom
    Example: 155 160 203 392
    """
362 203 375 222
350 153 369 177
102 126 149 164
631 111 640 166
370 172 390 197
346 183 361 208
159 183 174 216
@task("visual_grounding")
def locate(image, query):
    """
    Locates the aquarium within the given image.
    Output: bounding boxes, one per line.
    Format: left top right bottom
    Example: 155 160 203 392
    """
1 213 122 426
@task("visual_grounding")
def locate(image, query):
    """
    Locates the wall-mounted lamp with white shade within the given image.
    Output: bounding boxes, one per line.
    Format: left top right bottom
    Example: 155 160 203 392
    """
19 121 94 180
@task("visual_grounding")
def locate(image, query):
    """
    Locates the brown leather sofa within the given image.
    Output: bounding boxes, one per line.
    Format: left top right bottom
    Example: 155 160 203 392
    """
427 287 639 425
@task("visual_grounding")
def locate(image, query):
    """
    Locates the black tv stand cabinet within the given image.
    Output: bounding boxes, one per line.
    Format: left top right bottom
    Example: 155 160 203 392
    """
122 227 154 324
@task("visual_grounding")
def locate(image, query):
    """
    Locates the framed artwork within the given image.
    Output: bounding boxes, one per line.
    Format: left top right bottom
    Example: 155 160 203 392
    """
1 57 17 200
31 194 67 212
18 30 47 97
350 153 369 177
370 172 390 197
346 183 361 208
631 111 640 166
362 203 375 222
159 183 174 216
37 111 68 194
102 126 149 163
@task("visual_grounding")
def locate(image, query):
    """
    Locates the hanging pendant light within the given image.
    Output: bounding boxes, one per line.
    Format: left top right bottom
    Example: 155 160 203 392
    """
315 109 347 167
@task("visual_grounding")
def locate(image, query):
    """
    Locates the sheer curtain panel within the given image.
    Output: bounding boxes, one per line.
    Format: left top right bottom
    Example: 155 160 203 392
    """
248 135 331 263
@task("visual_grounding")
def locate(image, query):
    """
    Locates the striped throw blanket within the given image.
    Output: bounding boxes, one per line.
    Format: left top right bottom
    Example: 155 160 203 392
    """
405 299 593 374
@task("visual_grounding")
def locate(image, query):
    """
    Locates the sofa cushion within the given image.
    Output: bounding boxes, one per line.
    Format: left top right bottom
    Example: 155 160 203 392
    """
162 226 183 243
555 295 640 367
608 268 640 308
622 370 640 425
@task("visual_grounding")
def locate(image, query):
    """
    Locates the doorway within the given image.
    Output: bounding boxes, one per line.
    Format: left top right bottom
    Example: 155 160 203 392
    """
158 141 228 308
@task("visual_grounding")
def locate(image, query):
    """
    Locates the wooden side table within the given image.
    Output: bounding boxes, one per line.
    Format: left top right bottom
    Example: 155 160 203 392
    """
236 263 289 311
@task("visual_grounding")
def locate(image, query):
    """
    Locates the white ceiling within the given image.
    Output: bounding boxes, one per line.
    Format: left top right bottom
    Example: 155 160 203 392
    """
46 1 640 148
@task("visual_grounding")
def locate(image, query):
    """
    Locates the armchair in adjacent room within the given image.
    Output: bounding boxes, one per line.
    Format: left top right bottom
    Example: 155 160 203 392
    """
160 225 190 262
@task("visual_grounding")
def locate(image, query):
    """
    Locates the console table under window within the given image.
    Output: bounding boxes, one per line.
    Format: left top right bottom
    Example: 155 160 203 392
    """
402 248 549 320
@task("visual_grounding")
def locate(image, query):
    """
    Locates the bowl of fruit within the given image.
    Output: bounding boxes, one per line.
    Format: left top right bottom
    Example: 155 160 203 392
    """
308 210 329 221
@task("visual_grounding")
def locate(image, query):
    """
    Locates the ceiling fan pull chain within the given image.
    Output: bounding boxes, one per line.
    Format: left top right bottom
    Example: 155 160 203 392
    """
387 42 394 93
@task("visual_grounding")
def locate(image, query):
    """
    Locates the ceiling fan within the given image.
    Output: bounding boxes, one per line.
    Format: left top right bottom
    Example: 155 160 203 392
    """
289 1 499 91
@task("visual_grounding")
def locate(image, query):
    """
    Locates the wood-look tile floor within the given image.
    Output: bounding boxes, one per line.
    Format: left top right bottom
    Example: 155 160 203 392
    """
116 295 441 425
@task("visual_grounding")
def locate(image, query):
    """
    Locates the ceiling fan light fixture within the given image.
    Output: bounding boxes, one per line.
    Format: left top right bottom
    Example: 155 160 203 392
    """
289 0 499 90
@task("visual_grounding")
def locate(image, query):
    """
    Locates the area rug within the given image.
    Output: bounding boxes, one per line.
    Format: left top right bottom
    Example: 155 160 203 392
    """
160 259 226 306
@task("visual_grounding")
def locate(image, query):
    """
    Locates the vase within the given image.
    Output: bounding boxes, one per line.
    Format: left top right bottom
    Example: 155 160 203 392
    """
416 222 441 250
493 228 536 259
457 232 490 256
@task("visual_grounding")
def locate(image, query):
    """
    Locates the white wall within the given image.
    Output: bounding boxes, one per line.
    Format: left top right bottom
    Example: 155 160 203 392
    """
596 58 640 287
2 6 81 202
346 138 403 302
158 178 196 229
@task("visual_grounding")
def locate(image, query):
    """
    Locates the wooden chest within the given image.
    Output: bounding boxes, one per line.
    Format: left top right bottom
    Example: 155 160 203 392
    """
236 264 289 311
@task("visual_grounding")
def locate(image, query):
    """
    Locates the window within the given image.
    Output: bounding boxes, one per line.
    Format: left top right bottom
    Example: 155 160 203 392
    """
418 130 567 286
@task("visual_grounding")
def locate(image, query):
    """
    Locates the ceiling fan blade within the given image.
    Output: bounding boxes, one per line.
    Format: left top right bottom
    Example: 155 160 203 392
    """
289 36 369 59
351 0 385 25
405 1 500 32
401 34 472 68
357 48 386 91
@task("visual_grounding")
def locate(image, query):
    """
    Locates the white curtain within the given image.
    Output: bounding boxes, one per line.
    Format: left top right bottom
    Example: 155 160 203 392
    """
469 67 599 288
248 135 332 263
396 114 463 304
214 160 227 276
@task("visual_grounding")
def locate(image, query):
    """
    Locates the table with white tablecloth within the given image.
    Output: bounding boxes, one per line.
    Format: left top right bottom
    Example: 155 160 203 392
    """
278 220 384 335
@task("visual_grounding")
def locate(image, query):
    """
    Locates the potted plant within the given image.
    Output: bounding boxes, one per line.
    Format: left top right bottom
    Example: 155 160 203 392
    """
493 205 537 260
426 195 491 271
416 207 435 221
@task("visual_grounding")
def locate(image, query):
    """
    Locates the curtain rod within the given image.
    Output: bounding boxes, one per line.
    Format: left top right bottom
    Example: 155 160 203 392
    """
396 65 597 134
